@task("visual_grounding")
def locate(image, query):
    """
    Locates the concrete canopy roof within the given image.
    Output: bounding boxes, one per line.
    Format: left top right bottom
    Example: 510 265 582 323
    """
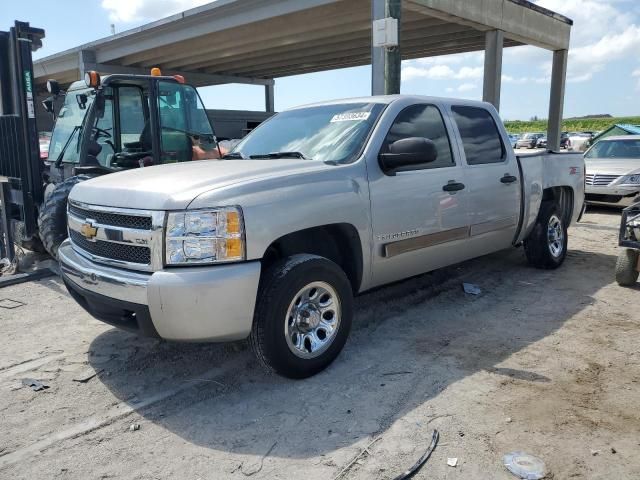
33 0 572 88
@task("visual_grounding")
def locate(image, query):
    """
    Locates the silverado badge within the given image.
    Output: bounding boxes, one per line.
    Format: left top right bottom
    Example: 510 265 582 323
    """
80 221 98 240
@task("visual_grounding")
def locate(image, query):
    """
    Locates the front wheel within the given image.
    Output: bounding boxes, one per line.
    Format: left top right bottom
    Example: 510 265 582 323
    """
615 249 639 286
250 254 353 379
524 201 568 269
38 175 95 259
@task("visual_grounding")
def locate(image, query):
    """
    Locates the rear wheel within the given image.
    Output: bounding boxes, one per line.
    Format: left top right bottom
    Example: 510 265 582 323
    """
524 201 568 269
38 175 94 259
615 249 639 286
250 254 353 379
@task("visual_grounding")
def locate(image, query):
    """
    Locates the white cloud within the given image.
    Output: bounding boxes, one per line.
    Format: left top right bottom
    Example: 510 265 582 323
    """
633 68 640 89
457 83 477 92
402 63 482 81
101 0 211 23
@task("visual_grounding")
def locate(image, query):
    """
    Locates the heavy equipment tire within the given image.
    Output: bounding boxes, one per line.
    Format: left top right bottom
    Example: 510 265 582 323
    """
12 220 47 253
38 175 94 259
250 254 353 379
615 249 639 286
524 201 568 269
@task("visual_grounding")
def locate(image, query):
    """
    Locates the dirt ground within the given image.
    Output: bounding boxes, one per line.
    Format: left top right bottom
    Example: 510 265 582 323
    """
0 207 638 480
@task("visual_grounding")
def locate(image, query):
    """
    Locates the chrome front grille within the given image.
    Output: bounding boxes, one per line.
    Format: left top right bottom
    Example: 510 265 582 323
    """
68 203 152 230
585 173 620 186
67 201 164 272
69 230 152 264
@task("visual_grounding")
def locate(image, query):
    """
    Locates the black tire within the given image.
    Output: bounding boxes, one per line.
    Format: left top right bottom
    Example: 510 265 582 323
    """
250 254 353 379
524 201 568 269
615 249 639 286
38 175 94 259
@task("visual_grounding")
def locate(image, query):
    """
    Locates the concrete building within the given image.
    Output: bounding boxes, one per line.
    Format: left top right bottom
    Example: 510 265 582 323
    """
33 0 572 149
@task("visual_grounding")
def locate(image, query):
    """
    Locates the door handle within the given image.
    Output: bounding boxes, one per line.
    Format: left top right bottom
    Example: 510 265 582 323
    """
442 181 465 192
500 174 518 184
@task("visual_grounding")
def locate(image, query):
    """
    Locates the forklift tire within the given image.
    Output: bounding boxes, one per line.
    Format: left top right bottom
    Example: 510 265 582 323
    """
38 175 94 259
12 221 47 254
615 249 639 287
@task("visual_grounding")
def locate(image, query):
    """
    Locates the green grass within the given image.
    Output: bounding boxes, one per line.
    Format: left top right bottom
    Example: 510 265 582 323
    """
504 116 640 135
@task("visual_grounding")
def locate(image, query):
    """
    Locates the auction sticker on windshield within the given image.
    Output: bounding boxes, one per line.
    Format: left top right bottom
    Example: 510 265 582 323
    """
330 112 371 122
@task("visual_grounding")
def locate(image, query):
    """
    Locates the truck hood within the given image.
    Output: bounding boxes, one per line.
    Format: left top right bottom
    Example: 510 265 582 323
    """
69 159 333 210
584 158 640 176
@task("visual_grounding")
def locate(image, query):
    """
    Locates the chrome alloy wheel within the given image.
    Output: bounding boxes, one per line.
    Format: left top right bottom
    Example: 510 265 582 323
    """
547 214 564 258
284 281 341 359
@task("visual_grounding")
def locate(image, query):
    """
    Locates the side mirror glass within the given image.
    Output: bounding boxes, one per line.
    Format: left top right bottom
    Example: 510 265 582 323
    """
41 97 54 114
76 93 88 110
378 137 438 175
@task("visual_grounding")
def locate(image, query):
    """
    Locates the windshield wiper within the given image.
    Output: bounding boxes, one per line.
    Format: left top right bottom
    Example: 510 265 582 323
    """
55 125 81 168
249 151 309 160
222 152 246 159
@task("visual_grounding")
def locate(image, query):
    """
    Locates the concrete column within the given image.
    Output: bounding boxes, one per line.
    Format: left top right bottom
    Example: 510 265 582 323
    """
482 30 503 110
547 49 568 151
371 0 385 95
265 82 274 113
78 50 96 78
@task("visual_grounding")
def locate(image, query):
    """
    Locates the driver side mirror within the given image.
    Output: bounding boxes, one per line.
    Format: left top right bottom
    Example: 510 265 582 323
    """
378 137 438 175
42 96 55 115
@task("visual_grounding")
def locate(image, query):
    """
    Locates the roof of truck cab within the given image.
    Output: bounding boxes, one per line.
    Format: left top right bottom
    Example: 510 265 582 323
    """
285 94 494 110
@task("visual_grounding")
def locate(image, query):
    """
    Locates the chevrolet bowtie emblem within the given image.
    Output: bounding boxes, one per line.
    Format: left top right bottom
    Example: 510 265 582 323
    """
80 221 98 240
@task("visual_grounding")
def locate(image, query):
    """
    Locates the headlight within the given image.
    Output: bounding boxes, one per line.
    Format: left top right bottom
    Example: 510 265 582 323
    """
165 207 245 265
620 174 640 185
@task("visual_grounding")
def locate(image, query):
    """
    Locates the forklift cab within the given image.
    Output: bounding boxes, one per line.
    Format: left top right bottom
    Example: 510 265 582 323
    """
48 71 219 183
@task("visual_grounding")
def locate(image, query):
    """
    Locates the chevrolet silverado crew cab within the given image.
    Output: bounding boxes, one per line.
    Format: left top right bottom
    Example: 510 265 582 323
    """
59 96 585 378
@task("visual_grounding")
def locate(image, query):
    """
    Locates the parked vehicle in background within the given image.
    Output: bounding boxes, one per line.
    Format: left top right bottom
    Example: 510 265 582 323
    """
584 135 640 207
516 132 544 149
568 132 593 152
508 133 520 149
38 131 51 159
615 202 640 286
59 95 585 378
536 132 570 150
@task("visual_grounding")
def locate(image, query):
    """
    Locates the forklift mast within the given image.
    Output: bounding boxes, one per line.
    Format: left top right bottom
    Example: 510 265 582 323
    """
0 21 45 260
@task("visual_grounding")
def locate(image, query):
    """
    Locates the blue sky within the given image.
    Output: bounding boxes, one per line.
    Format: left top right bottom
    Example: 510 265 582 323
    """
3 0 639 121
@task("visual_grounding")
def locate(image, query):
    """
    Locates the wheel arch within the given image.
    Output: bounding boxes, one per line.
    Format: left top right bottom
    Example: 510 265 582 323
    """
542 186 574 226
260 223 363 293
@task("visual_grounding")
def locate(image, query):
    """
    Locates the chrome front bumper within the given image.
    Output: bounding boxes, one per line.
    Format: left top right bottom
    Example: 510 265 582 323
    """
585 185 640 207
59 240 262 342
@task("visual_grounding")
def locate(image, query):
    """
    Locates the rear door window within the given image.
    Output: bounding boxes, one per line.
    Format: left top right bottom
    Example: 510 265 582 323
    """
451 106 505 165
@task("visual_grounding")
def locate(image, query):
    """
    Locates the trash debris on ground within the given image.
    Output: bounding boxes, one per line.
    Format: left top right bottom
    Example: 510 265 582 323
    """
381 371 413 376
129 423 140 431
447 457 458 467
332 437 381 480
72 369 104 383
240 441 277 476
21 378 49 392
611 447 617 454
590 449 599 456
503 451 546 480
391 429 439 480
0 298 26 309
462 283 481 295
506 417 513 423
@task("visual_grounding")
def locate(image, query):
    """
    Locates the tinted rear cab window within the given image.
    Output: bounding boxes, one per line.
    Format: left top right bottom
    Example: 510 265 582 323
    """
451 106 505 165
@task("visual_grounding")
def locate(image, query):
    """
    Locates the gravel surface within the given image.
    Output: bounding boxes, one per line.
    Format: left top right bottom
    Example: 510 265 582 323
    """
0 208 638 479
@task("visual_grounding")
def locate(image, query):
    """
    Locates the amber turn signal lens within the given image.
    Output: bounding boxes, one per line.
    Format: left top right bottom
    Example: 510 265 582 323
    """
150 67 162 76
84 70 101 88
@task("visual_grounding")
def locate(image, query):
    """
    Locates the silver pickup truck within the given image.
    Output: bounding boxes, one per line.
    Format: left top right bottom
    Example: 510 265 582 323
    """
59 95 585 378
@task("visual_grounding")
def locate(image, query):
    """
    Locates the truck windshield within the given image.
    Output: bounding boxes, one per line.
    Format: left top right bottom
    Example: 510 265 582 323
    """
585 140 640 159
230 103 385 163
48 89 93 163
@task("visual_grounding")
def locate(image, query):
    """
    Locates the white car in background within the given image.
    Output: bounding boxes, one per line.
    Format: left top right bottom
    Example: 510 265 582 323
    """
584 135 640 207
568 132 593 152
